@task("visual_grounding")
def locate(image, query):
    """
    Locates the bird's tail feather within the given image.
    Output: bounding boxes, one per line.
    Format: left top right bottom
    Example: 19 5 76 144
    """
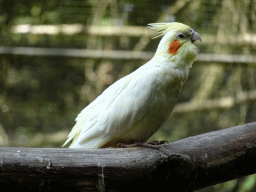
69 136 110 148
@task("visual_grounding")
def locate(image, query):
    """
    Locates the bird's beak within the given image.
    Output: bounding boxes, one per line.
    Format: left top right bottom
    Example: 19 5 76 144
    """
191 30 202 43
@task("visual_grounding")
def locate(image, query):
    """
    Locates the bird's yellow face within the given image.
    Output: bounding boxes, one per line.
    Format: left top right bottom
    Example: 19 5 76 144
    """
168 28 201 55
149 22 202 67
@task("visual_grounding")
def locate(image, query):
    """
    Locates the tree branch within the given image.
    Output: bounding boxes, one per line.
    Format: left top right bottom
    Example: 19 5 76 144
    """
0 122 256 191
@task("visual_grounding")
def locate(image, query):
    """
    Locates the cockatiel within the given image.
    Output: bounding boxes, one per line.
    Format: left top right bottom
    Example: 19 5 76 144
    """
63 22 202 149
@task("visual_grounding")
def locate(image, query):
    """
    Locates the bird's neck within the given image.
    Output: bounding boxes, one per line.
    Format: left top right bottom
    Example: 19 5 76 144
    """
150 56 190 84
153 52 194 70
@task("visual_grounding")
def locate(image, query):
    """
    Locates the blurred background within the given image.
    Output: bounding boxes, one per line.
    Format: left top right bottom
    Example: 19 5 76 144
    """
0 0 255 191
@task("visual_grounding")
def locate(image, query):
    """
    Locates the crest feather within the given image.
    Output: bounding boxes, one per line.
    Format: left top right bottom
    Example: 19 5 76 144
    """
148 22 190 39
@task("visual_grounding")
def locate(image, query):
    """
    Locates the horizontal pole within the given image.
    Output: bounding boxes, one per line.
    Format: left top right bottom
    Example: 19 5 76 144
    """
11 25 256 45
173 90 256 114
0 46 255 64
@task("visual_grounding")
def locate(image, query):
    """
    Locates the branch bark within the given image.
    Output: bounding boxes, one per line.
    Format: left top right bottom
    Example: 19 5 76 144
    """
0 122 256 191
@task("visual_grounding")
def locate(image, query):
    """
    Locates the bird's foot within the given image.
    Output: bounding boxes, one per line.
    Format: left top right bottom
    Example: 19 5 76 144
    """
117 140 168 149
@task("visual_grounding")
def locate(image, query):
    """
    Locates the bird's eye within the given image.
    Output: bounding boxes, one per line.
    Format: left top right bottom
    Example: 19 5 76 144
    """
177 33 185 39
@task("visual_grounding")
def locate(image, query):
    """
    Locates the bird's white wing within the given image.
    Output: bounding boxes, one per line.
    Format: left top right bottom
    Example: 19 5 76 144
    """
62 74 132 147
64 60 170 148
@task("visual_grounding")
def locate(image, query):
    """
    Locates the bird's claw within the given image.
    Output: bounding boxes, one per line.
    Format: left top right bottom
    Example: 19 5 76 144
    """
117 140 168 149
147 140 169 145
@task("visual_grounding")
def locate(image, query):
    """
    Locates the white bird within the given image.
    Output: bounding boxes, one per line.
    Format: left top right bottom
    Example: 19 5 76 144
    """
63 22 202 149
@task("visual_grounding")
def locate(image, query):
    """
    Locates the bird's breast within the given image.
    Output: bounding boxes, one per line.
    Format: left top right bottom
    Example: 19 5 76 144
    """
121 73 184 143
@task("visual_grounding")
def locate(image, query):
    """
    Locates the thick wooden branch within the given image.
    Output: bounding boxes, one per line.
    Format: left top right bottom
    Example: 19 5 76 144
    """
0 122 256 191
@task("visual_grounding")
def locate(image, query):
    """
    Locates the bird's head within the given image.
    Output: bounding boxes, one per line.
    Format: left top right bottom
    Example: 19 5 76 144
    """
149 22 202 68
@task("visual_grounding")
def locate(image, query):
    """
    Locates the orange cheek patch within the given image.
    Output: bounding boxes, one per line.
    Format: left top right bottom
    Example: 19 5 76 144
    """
169 40 181 54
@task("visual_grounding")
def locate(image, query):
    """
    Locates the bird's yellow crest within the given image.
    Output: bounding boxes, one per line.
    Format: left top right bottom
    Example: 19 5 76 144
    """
148 22 191 39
